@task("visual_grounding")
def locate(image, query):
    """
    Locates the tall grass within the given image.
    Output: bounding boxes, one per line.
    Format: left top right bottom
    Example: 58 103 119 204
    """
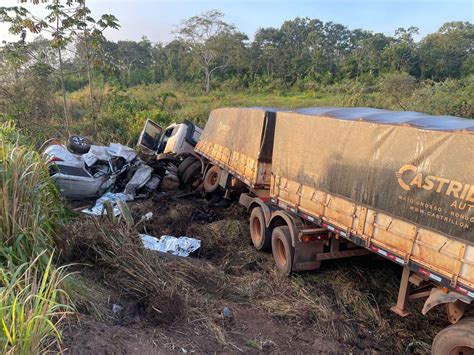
0 142 60 269
0 125 71 353
0 253 72 354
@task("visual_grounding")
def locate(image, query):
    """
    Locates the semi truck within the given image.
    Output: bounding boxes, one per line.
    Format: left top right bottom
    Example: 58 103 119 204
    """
191 106 474 354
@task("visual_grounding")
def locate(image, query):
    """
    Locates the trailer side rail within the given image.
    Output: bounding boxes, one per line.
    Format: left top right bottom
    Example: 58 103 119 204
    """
270 174 474 300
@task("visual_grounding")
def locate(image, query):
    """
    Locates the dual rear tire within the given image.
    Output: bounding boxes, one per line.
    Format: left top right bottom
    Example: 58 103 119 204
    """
249 207 293 275
178 158 222 192
178 156 202 184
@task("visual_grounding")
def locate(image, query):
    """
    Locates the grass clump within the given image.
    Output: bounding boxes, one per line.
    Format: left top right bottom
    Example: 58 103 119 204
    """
0 132 72 353
0 142 60 269
0 254 72 354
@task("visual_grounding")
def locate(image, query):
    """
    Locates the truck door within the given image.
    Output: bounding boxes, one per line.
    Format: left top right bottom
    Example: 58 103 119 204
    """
138 119 162 152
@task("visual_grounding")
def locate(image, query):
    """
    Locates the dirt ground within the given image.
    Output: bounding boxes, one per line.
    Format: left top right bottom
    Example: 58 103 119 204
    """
60 191 453 354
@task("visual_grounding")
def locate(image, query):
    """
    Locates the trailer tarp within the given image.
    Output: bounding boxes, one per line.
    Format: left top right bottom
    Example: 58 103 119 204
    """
273 108 474 243
198 107 276 162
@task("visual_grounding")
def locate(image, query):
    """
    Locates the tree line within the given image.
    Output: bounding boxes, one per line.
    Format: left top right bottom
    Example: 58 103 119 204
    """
0 3 473 133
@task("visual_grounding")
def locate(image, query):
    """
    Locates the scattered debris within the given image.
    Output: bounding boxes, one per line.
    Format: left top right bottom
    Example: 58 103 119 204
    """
140 212 154 222
140 234 201 257
82 192 130 216
124 165 153 199
161 172 180 191
145 176 161 190
112 304 123 314
62 192 445 354
222 307 233 318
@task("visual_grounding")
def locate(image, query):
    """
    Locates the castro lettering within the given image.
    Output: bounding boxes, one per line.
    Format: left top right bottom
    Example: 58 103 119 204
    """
396 164 474 202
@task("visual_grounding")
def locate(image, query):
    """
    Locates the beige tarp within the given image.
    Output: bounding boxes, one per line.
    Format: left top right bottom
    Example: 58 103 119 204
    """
273 109 474 243
198 108 267 160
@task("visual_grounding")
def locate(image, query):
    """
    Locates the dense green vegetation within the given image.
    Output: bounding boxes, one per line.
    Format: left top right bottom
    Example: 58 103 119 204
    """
0 123 71 353
0 3 472 145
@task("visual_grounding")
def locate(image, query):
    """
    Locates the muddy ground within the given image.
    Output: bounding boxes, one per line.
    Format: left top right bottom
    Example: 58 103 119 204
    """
60 191 452 354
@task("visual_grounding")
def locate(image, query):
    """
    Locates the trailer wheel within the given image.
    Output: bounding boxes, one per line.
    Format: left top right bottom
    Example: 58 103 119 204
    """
272 226 294 275
432 317 474 355
181 160 202 184
177 156 196 178
249 207 271 251
204 166 221 193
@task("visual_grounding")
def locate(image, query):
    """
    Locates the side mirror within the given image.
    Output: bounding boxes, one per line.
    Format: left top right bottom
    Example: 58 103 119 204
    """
138 119 162 152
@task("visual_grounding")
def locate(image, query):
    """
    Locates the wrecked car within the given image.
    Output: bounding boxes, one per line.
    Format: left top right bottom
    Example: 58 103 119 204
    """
43 138 143 199
43 119 202 200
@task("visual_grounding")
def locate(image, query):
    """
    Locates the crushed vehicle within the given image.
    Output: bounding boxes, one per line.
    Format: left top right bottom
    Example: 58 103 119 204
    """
43 119 203 200
184 107 474 354
43 136 157 200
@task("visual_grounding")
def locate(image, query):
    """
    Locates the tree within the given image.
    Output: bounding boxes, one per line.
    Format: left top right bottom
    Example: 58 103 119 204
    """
383 27 420 75
1 2 75 130
74 1 119 129
176 10 239 93
252 27 282 77
1 1 118 132
419 22 474 80
378 72 417 110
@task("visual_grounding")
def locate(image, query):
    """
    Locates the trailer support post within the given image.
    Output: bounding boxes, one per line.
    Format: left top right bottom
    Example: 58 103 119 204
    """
390 266 412 317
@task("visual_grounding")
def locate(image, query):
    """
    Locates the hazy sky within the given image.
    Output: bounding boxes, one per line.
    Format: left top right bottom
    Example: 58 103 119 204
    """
0 0 473 43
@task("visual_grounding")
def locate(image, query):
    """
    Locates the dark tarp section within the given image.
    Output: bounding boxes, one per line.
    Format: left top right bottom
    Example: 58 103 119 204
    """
273 108 474 244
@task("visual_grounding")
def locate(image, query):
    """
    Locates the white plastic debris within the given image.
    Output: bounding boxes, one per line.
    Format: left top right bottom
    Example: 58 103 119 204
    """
145 176 161 190
112 304 123 314
142 212 153 221
140 234 201 257
81 192 130 216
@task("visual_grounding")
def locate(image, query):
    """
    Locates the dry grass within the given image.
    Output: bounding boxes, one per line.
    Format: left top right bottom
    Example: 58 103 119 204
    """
62 195 449 353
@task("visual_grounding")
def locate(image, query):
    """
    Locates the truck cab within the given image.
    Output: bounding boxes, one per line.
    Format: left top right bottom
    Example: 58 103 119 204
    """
138 119 202 156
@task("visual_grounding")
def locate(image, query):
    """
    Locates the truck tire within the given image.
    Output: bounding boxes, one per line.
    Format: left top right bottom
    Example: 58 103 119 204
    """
178 156 196 178
203 166 221 193
68 135 90 154
181 160 202 184
432 317 474 355
249 207 271 251
156 153 179 164
271 226 294 275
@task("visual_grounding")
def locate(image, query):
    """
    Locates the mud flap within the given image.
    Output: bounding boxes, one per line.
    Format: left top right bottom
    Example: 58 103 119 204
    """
292 241 325 271
422 287 471 317
218 169 231 189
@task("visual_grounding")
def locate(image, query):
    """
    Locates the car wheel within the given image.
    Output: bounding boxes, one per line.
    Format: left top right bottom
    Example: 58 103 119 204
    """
68 135 91 154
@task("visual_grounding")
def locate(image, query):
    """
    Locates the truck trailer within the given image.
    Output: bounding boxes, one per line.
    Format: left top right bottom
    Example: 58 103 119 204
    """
193 106 474 354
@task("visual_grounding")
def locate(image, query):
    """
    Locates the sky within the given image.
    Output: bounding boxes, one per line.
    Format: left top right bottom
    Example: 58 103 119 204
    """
0 0 473 44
